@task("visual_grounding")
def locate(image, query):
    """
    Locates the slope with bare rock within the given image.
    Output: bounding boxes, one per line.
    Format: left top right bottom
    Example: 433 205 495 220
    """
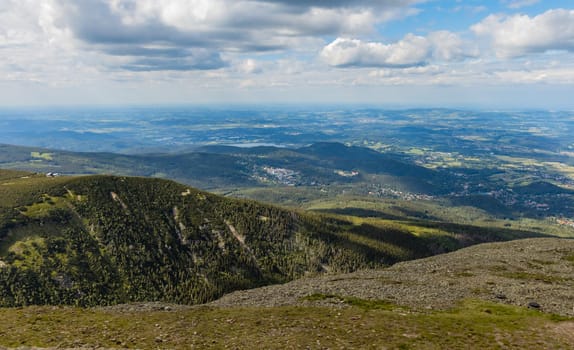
212 238 574 317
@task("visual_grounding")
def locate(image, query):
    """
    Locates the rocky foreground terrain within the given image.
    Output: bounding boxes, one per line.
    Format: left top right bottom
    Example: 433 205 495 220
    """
1 237 573 349
212 237 574 316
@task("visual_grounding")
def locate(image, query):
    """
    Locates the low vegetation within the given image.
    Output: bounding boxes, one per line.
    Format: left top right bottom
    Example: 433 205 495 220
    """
0 300 571 349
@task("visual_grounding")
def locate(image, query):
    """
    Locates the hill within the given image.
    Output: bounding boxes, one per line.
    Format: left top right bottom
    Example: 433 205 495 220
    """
0 169 548 307
0 143 257 189
0 237 572 349
4 141 574 224
0 142 445 192
212 237 574 317
513 181 574 195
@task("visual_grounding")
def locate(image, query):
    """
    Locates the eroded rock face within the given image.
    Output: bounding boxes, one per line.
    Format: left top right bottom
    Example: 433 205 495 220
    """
211 238 574 317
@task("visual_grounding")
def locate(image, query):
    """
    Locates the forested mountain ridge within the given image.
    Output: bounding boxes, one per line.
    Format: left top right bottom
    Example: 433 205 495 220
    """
0 169 546 307
0 142 442 192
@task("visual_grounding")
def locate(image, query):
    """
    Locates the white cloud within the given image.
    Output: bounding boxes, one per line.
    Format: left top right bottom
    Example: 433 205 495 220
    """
320 36 430 68
428 31 479 61
504 0 540 9
494 67 574 84
0 0 96 84
321 31 476 68
34 0 421 72
0 0 573 107
237 58 261 74
472 9 574 58
0 1 38 45
59 0 416 49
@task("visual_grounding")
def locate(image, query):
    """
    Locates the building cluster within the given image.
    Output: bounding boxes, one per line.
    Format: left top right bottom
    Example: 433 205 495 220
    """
261 166 300 186
368 187 434 201
556 218 574 228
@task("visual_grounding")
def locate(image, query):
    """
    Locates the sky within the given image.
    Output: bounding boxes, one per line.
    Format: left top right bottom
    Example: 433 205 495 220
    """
0 0 573 108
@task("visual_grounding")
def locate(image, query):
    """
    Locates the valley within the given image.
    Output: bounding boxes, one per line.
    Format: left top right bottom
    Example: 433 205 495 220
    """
0 107 573 348
2 108 574 228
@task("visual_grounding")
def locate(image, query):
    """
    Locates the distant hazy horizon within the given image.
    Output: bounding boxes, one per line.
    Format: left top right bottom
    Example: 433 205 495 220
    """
1 100 574 112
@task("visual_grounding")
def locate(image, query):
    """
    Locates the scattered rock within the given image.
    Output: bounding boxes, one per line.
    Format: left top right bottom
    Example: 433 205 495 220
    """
528 301 541 309
210 238 574 317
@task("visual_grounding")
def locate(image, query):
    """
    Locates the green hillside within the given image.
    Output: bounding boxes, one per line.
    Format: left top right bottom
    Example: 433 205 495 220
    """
0 169 547 307
0 142 442 192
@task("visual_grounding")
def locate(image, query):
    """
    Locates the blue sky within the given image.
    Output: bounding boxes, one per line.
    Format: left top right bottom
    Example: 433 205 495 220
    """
0 0 573 108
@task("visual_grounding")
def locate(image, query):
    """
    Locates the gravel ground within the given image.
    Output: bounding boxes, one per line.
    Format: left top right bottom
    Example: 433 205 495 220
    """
211 238 574 316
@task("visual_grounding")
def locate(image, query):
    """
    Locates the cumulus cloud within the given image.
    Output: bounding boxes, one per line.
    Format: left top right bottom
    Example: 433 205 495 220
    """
237 59 262 74
321 31 476 68
43 0 420 72
320 35 429 67
427 31 479 61
256 0 420 9
1 0 572 101
0 0 92 83
0 0 69 49
471 9 574 58
0 0 426 74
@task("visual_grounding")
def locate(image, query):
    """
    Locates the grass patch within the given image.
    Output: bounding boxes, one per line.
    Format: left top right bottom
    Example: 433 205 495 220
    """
30 152 54 161
20 195 68 219
8 236 46 269
488 265 509 272
0 301 571 349
342 296 397 310
499 271 568 284
456 271 475 277
302 294 400 311
301 293 338 302
531 259 555 265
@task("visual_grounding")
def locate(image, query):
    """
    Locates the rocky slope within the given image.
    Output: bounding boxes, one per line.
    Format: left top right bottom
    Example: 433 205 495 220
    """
212 237 574 316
